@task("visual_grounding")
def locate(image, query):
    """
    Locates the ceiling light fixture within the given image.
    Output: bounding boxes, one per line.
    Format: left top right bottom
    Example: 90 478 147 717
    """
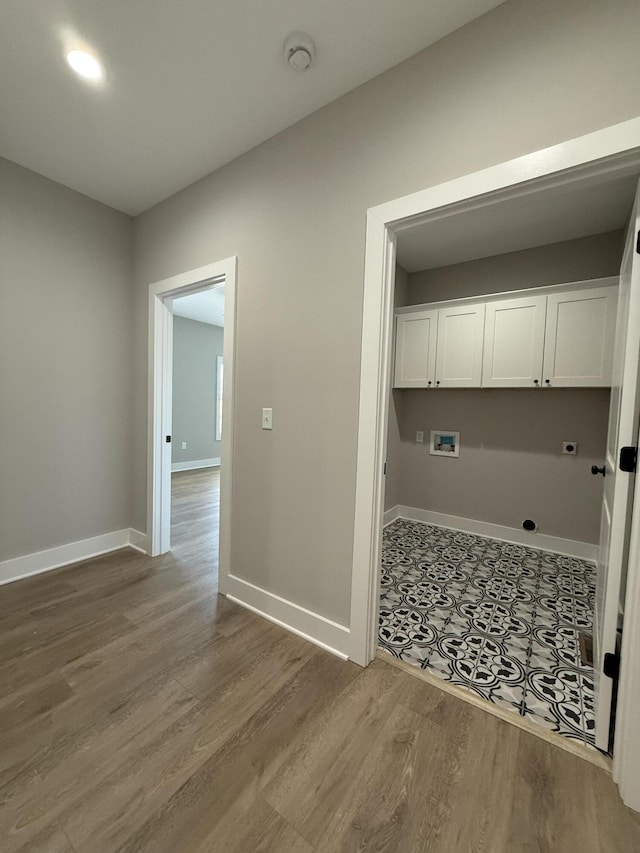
66 49 103 80
284 32 315 72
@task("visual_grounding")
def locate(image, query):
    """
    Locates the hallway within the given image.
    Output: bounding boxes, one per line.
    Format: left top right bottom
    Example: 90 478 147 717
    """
0 470 638 850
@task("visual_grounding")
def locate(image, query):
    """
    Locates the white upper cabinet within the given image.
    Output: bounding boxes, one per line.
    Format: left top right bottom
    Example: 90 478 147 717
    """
482 295 547 388
393 279 618 390
394 309 437 388
435 303 485 388
542 286 617 387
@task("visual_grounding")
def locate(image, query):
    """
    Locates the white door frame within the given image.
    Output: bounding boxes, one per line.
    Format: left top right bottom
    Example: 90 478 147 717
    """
147 257 237 591
350 117 640 807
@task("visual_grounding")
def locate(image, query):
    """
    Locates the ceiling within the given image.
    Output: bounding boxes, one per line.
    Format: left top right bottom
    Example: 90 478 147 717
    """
172 287 225 327
0 0 505 215
396 173 639 273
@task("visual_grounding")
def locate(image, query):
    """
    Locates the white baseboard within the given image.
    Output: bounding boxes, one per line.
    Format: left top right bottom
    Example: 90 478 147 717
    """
390 505 597 562
383 506 400 527
223 574 351 660
0 528 149 586
171 457 220 472
128 528 149 554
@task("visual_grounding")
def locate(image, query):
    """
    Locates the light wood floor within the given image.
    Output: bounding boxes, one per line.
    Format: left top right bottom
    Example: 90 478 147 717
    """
171 466 221 555
1 470 638 852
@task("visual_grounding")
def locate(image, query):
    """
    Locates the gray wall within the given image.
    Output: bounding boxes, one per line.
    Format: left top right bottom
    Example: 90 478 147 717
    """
384 231 623 543
395 389 609 543
406 231 625 305
172 316 224 464
0 159 133 560
132 0 640 626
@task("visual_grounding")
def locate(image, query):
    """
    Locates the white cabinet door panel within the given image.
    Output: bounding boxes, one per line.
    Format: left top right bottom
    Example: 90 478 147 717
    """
543 287 617 387
482 295 546 388
393 310 437 388
435 304 485 388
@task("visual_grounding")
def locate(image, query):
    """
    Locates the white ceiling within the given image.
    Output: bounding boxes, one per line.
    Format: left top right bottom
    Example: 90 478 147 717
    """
172 287 225 328
0 0 505 215
396 173 639 273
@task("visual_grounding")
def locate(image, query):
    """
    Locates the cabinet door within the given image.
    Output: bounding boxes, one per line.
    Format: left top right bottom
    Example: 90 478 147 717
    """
393 310 438 388
482 295 546 388
435 303 485 388
542 286 617 387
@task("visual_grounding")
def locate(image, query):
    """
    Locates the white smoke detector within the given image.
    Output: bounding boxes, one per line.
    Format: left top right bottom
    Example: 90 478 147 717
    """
284 32 315 71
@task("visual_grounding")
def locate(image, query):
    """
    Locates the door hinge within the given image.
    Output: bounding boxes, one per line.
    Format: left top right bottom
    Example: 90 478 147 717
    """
383 462 387 475
603 651 620 680
619 445 637 473
165 435 172 443
636 229 640 254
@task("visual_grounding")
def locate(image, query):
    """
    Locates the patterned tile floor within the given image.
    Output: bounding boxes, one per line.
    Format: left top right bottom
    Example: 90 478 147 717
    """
379 519 597 749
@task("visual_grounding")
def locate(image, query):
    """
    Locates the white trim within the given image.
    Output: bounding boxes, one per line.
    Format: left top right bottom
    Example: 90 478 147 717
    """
350 117 640 808
350 214 397 666
0 528 147 586
612 197 640 811
383 506 400 527
224 574 350 660
391 505 597 562
128 528 149 554
218 266 236 596
614 463 640 809
147 257 236 603
215 354 224 443
368 119 640 226
148 292 173 556
171 457 220 472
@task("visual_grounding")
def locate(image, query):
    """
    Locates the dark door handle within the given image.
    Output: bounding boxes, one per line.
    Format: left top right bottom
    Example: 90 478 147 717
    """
591 465 605 477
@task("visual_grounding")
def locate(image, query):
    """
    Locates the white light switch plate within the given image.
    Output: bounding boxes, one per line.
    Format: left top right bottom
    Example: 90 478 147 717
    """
262 408 273 430
416 430 424 444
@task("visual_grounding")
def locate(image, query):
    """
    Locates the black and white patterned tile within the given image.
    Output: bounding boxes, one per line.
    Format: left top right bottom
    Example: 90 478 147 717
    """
379 519 597 748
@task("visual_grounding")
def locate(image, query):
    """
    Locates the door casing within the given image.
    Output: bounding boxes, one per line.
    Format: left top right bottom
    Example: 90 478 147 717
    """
147 257 237 596
351 117 640 809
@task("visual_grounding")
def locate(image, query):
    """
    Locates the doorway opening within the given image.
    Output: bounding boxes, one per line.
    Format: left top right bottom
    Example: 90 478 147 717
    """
351 119 640 810
169 286 225 575
147 257 236 593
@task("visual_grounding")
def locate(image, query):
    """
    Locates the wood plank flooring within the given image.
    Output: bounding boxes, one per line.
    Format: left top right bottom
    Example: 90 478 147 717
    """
1 469 639 852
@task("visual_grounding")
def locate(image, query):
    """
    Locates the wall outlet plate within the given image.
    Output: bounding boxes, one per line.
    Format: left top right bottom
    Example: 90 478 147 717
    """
562 441 578 455
416 430 424 444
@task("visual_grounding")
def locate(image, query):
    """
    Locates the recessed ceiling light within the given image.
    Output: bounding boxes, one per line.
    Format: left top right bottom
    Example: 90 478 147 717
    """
66 49 103 80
